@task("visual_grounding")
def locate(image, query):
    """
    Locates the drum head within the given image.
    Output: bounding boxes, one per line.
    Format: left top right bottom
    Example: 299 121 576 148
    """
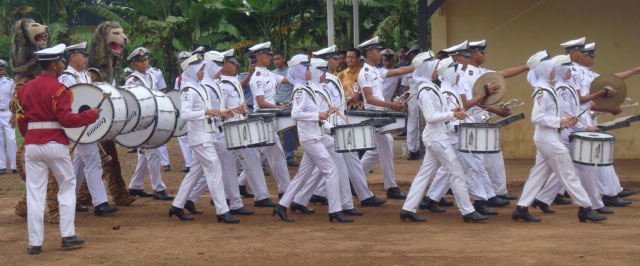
166 90 187 136
572 131 615 140
64 83 115 143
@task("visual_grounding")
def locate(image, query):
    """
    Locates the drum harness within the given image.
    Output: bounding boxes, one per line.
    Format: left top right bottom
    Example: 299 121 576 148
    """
290 85 322 136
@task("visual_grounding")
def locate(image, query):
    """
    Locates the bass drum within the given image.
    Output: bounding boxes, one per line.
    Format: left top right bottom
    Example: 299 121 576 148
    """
119 84 157 134
64 82 128 143
166 90 187 136
115 90 177 149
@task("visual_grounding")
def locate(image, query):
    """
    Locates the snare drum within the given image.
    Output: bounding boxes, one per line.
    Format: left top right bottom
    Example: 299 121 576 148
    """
569 131 615 166
223 117 273 150
332 124 376 153
115 91 177 148
166 90 187 136
458 123 500 153
64 82 128 143
119 84 157 134
254 108 295 132
345 110 406 134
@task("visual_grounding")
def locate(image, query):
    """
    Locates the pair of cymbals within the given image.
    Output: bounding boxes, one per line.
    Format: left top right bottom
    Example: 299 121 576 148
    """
472 72 506 105
590 74 628 109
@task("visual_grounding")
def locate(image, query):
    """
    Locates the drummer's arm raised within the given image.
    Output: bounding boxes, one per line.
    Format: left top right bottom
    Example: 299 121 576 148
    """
384 66 415 78
614 66 640 80
496 65 529 78
577 89 607 104
362 87 403 111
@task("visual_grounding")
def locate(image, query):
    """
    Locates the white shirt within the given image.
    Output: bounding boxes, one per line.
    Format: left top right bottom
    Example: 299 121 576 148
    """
250 66 284 110
126 70 155 89
322 75 346 126
219 75 245 121
440 84 463 140
417 83 453 142
291 86 321 143
0 76 15 110
180 84 214 146
173 74 183 90
359 62 388 110
59 66 89 87
149 67 167 90
555 82 585 143
381 68 401 101
458 64 491 122
531 86 561 143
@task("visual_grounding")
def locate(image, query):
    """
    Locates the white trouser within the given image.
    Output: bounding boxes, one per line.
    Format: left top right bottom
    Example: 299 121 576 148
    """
157 144 170 166
536 164 605 209
232 148 270 201
597 166 621 197
178 135 193 167
26 142 76 246
426 165 450 201
361 133 398 189
457 152 489 201
294 136 354 210
608 166 623 194
484 151 508 196
279 138 342 213
188 136 244 210
261 132 290 193
128 148 167 192
72 143 108 206
0 110 16 169
402 139 475 215
406 99 420 153
517 140 591 208
172 142 229 215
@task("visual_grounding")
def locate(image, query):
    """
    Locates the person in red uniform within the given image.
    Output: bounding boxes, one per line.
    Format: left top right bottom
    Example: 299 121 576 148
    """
17 44 101 254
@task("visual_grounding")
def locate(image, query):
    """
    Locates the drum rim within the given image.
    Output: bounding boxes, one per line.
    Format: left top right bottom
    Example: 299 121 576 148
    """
345 110 406 118
458 149 501 154
332 123 375 129
459 123 501 128
570 131 616 141
166 90 187 137
571 160 614 167
223 117 265 125
140 93 178 149
335 146 376 153
118 87 144 134
65 83 119 143
225 141 275 150
114 89 160 148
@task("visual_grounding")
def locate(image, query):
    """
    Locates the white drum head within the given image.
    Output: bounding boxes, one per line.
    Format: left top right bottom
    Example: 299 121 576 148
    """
573 131 614 139
64 83 116 143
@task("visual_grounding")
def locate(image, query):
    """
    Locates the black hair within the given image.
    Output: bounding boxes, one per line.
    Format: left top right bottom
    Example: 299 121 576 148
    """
347 48 361 58
39 60 57 71
273 51 284 58
338 50 347 56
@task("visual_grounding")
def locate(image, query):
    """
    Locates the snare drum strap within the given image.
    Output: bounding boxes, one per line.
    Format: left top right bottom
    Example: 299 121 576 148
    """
418 84 449 132
130 72 156 90
531 87 558 116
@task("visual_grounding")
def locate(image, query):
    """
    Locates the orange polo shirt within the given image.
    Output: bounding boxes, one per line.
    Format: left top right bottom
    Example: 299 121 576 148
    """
337 66 363 110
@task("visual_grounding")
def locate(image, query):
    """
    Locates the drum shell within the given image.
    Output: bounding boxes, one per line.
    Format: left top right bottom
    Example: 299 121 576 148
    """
119 84 157 134
166 90 187 136
223 118 273 150
254 108 295 132
115 90 177 149
332 124 377 153
458 123 501 153
569 131 615 166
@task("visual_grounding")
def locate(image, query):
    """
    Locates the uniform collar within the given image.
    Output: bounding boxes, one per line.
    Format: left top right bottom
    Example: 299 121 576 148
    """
65 66 83 76
256 66 268 72
134 70 149 76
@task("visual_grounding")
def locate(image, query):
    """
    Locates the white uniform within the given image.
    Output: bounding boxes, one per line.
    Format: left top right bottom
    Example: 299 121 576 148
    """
249 67 291 193
401 73 420 153
381 68 401 102
0 75 16 170
126 71 168 192
359 63 399 190
174 75 193 168
279 86 342 214
149 67 170 167
517 86 591 208
59 67 109 207
171 84 229 215
402 83 475 215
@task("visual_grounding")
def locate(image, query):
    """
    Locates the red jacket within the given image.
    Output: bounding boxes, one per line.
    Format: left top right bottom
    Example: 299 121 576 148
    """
17 73 97 145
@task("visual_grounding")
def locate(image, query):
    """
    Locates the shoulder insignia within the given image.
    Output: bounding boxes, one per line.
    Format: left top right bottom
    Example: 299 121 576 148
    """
364 67 369 71
570 67 576 71
255 71 261 76
468 70 473 75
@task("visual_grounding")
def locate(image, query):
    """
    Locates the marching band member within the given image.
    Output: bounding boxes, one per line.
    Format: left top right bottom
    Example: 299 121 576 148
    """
248 42 291 201
175 51 194 173
0 59 16 175
401 51 486 222
125 47 174 201
19 44 101 254
358 36 415 200
400 45 421 160
168 54 238 223
512 51 606 223
59 42 117 215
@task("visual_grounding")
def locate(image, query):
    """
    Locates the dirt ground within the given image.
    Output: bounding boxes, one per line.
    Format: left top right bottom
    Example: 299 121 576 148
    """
0 139 639 265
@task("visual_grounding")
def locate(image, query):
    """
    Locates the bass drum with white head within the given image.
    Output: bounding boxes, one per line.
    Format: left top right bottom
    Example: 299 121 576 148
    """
119 84 157 134
115 90 177 148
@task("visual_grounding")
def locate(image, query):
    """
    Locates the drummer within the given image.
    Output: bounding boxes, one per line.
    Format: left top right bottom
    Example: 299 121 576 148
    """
358 36 415 200
59 42 118 216
512 51 605 223
174 51 194 173
125 47 174 201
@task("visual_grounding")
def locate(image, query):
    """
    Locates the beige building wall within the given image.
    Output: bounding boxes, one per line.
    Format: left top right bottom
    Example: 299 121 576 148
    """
431 0 640 159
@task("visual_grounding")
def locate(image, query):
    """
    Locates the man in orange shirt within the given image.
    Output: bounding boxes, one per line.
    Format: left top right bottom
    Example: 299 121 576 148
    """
337 48 364 110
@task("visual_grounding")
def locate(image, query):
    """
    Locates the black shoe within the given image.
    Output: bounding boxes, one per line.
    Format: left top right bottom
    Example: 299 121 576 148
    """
473 200 498 215
531 199 555 214
217 211 240 223
230 207 254 215
61 235 85 247
309 195 328 205
400 210 426 222
578 207 607 222
0 168 6 175
162 165 171 172
184 200 203 215
169 206 194 221
617 189 637 198
446 188 453 195
239 185 254 198
397 131 407 137
278 192 284 199
179 167 190 173
127 148 138 153
360 196 386 207
93 202 118 216
553 194 571 205
290 202 315 214
254 198 277 207
27 246 42 254
512 206 541 222
487 196 511 207
272 204 294 222
497 193 518 200
462 211 488 222
75 203 89 212
153 190 175 201
438 197 454 207
342 208 363 216
602 196 631 207
386 187 407 200
596 207 614 214
329 211 354 223
128 189 153 198
11 169 17 174
419 197 446 213
287 161 298 167
407 151 420 160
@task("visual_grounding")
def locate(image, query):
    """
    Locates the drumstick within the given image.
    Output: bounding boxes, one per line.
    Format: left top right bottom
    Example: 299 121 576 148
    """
447 98 465 112
453 108 485 121
70 92 111 156
97 142 112 163
565 111 590 128
319 96 349 123
576 102 594 119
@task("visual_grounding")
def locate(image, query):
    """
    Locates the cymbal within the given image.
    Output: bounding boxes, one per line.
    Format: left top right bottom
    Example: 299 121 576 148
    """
472 72 506 106
590 74 627 109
